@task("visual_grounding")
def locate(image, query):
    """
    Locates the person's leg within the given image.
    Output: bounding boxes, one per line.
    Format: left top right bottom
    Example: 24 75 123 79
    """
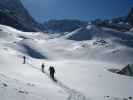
50 72 52 77
52 73 57 81
43 68 44 72
23 59 25 64
52 72 55 79
24 58 26 64
53 73 54 79
42 68 43 72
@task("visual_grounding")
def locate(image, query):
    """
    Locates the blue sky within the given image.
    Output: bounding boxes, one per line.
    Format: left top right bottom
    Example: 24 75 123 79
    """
23 0 133 23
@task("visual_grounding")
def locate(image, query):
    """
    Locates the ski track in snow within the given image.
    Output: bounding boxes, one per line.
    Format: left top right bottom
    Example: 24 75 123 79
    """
27 61 89 100
57 80 89 100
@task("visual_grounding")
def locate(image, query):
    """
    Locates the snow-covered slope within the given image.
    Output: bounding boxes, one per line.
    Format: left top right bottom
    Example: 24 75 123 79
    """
64 25 133 49
65 25 133 41
0 24 133 100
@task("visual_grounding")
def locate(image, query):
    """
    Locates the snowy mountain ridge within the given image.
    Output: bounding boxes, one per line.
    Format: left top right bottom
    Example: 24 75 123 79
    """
43 19 88 33
0 0 44 32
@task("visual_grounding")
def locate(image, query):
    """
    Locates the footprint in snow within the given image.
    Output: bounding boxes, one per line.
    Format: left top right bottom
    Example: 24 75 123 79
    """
2 83 8 87
18 89 29 94
27 83 35 87
104 96 133 100
56 80 89 100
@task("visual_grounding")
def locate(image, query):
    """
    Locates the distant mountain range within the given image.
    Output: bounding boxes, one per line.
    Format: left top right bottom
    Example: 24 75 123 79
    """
0 0 44 32
43 19 88 33
43 7 133 33
90 8 133 32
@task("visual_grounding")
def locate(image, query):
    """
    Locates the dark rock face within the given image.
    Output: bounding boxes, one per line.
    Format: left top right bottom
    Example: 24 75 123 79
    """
117 64 133 77
44 19 88 33
108 64 133 77
0 0 44 32
127 7 133 27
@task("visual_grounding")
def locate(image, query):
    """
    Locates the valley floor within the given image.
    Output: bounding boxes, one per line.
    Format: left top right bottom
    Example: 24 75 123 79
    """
0 25 133 100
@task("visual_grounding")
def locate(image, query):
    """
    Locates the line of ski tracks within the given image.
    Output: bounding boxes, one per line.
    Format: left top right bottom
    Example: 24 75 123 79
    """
56 80 89 100
28 62 89 100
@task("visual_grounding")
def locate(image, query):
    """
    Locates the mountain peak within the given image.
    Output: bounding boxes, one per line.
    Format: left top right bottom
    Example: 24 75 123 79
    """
0 0 44 32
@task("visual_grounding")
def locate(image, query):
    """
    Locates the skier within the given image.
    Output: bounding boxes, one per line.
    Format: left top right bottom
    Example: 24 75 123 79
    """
41 63 45 73
23 56 26 64
49 66 56 80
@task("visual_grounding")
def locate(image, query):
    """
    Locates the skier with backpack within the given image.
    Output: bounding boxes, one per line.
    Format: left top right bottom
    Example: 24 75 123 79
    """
49 66 56 81
23 56 26 64
41 63 45 73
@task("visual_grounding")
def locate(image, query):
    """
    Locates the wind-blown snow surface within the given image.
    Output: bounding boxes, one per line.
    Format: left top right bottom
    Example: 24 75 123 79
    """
0 24 133 100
